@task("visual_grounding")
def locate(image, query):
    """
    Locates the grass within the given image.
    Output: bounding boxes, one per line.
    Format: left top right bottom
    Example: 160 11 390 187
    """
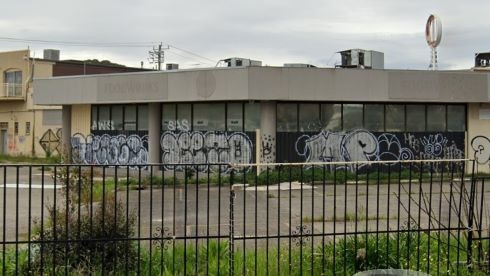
1 232 485 275
0 154 61 164
303 212 397 223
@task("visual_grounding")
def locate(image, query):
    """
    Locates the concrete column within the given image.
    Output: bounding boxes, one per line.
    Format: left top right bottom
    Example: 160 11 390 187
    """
148 102 161 165
61 105 72 161
260 101 276 163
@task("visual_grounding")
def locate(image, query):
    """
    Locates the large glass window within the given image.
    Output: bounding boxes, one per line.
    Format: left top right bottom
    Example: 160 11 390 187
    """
193 103 225 131
447 105 466 131
320 104 341 131
112 105 123 130
227 103 243 131
124 105 137 131
343 104 363 130
364 104 384 131
244 103 260 132
426 105 446 131
406 105 426 131
162 104 176 131
277 103 298 132
385 105 405 132
299 104 320 132
98 106 111 130
91 106 98 130
177 104 192 131
138 105 149 131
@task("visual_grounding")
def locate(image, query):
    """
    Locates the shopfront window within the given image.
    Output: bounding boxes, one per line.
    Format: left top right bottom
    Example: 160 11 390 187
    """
277 103 298 132
227 103 243 131
193 103 225 131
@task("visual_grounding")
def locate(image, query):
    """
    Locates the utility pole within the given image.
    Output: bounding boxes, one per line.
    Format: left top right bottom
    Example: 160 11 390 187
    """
148 42 169 70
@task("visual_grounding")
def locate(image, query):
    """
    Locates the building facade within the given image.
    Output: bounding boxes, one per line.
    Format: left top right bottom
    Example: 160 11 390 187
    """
33 65 490 172
0 49 150 157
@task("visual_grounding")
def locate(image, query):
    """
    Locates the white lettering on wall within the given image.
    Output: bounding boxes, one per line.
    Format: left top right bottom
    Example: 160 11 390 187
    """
91 120 114 131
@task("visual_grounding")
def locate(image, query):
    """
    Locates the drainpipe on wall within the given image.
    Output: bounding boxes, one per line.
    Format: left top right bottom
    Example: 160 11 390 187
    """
31 110 36 156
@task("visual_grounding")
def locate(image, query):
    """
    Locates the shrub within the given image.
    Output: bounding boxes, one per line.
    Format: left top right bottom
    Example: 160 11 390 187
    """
25 167 137 274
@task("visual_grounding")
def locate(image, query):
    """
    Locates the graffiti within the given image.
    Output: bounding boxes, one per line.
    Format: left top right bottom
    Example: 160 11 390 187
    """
71 133 148 167
39 128 62 155
471 136 490 164
91 120 114 131
294 129 464 171
164 119 190 132
161 131 252 172
261 134 275 163
404 133 420 152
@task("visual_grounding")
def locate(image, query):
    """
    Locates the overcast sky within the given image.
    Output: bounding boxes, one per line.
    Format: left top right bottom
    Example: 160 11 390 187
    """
0 1 487 70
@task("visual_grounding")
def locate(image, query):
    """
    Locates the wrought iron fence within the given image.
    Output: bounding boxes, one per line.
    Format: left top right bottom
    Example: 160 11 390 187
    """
0 159 488 275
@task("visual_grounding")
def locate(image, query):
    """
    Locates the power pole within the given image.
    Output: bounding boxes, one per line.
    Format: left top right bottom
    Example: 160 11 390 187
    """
148 43 169 70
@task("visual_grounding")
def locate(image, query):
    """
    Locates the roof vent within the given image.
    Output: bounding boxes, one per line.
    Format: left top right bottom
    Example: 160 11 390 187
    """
43 49 60 61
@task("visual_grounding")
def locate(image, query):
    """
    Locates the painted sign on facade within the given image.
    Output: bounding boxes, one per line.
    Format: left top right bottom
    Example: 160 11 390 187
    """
39 128 62 155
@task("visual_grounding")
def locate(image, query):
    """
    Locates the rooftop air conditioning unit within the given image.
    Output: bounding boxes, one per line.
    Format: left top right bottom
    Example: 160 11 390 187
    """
43 49 60 61
166 63 179 70
223 57 262 67
337 49 384 69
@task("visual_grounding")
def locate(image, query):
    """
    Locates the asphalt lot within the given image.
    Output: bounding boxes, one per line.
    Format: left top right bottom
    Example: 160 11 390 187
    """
1 166 488 248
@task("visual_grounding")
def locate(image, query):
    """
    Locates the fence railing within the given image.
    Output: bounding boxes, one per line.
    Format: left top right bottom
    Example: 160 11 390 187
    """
0 160 488 275
0 83 23 98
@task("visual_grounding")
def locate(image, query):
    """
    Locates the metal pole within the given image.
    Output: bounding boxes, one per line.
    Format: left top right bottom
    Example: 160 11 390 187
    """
229 172 235 276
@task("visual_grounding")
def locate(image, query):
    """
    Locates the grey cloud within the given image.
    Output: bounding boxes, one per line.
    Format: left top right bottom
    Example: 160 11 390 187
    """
0 1 489 70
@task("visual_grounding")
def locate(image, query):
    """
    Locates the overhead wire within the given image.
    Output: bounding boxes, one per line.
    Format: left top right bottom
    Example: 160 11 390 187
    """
0 36 218 65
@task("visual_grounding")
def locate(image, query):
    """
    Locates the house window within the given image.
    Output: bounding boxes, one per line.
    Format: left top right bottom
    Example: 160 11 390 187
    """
25 122 31 136
14 122 18 135
4 70 22 97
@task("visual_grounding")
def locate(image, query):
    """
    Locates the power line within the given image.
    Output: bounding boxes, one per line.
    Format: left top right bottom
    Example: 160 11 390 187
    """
166 50 214 66
167 44 218 63
0 36 153 48
0 35 219 65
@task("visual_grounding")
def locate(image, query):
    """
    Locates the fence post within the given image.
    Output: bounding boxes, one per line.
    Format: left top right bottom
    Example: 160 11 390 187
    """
229 169 235 276
256 128 261 176
467 160 477 271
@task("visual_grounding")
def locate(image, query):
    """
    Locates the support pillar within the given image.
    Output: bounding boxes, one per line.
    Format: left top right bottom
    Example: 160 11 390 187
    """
260 101 276 164
61 105 72 161
148 102 161 165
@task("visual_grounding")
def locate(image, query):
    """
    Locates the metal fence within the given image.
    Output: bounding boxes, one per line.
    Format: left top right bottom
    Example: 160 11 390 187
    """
0 160 488 275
